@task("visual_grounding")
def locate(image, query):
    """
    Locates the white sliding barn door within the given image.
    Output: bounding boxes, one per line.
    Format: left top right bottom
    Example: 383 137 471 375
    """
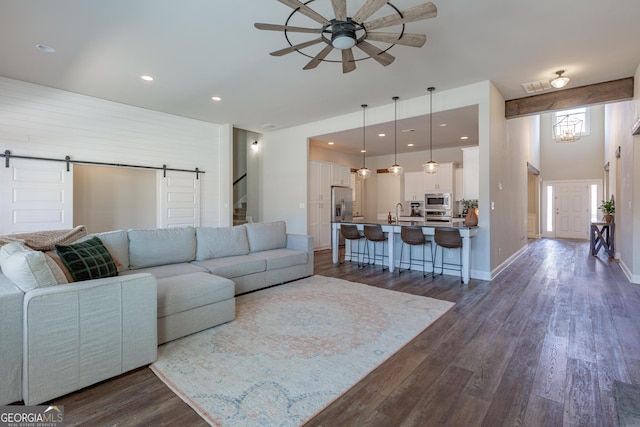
0 159 73 234
157 170 201 228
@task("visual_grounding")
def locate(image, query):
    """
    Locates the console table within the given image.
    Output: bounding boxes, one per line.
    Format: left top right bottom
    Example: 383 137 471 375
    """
590 222 615 258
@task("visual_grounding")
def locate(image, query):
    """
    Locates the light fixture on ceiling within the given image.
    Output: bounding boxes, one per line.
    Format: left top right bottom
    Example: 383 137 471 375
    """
423 87 439 174
331 20 357 50
251 140 259 151
388 96 403 176
550 70 570 89
553 114 583 142
357 104 371 179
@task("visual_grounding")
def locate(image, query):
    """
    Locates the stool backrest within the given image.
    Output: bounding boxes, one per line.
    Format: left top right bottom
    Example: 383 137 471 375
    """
364 224 385 241
340 224 361 240
434 227 462 248
400 226 425 245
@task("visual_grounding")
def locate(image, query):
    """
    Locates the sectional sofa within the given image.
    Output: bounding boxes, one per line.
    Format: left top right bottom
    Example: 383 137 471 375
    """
0 221 313 405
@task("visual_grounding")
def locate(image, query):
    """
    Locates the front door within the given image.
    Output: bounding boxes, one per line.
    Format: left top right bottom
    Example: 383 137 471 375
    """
555 182 589 239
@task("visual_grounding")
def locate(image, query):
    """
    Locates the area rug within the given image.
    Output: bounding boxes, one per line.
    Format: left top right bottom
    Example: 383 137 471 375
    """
150 275 454 426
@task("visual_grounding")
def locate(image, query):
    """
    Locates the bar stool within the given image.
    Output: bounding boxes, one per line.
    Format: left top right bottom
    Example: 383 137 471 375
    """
399 226 433 277
363 224 388 270
434 227 463 282
339 224 365 267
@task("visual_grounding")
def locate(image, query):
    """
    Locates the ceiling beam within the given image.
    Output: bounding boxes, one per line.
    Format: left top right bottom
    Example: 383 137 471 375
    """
505 77 634 118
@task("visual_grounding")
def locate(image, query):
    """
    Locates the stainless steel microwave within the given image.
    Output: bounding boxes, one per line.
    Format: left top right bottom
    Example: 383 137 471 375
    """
425 193 451 210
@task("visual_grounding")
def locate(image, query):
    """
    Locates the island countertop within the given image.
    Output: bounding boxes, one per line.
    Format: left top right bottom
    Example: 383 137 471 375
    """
331 220 478 283
332 219 478 229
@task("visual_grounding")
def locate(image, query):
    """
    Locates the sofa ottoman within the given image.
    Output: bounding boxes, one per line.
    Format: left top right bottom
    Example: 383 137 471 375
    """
156 272 235 344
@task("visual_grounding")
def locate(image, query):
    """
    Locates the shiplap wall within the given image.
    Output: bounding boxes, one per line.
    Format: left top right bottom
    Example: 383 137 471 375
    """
0 76 229 228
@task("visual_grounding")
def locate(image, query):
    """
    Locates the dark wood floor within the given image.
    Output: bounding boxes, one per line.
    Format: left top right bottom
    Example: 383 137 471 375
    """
49 238 637 426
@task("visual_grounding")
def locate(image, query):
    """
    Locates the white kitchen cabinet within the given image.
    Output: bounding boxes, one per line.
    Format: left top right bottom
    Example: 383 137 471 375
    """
330 164 350 186
309 200 331 249
455 167 464 201
404 171 425 201
462 147 479 200
309 161 331 202
423 162 455 193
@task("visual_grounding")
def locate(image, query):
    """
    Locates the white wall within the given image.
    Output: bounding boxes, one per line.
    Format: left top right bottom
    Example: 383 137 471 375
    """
540 105 605 181
74 165 156 233
0 76 231 228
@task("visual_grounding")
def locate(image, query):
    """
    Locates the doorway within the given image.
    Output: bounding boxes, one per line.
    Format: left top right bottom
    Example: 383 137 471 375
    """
542 179 602 240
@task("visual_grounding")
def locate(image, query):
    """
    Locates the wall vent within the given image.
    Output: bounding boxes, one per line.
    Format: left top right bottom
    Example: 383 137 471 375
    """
521 80 552 94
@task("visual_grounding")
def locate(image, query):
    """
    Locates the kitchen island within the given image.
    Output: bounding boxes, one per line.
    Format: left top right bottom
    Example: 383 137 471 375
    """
332 220 478 284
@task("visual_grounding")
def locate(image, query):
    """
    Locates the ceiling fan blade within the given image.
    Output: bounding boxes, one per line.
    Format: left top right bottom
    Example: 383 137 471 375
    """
342 49 356 73
356 40 395 66
366 32 426 47
277 0 330 25
364 2 437 31
330 0 347 21
270 38 324 56
303 44 335 70
352 0 388 24
255 23 322 34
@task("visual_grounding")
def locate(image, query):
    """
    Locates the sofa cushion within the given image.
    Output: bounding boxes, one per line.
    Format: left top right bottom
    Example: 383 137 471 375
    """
192 255 266 279
251 249 309 270
244 221 287 252
156 272 235 318
0 242 66 291
55 237 118 282
120 262 207 279
128 227 196 269
196 226 249 260
77 230 129 272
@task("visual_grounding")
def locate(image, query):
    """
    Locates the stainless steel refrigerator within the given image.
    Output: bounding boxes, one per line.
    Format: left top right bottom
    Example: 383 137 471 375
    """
331 186 353 251
331 186 353 222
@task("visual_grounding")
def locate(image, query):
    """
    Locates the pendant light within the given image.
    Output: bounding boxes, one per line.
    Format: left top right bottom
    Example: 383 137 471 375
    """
423 87 439 174
550 70 570 89
356 104 371 179
388 96 403 176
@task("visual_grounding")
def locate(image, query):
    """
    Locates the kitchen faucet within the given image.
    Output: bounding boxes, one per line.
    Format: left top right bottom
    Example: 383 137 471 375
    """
395 202 404 224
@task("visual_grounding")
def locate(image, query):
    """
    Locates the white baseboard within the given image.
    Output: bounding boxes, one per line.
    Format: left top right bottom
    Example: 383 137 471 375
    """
620 259 640 284
490 244 529 280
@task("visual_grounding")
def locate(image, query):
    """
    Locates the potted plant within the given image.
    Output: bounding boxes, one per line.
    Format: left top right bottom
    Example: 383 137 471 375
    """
599 198 615 223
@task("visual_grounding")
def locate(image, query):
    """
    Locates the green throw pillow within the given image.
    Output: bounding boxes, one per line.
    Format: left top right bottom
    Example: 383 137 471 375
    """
55 236 118 282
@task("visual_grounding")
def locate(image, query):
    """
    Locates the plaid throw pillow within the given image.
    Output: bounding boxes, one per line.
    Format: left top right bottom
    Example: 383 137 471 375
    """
55 237 118 282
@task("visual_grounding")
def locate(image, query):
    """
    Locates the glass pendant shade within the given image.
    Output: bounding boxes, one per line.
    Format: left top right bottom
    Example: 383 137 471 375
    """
423 160 439 174
357 167 371 178
551 70 570 89
388 164 403 176
423 87 439 174
388 96 403 176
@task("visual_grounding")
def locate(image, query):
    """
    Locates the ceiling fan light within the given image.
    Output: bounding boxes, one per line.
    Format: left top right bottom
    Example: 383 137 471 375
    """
332 33 356 49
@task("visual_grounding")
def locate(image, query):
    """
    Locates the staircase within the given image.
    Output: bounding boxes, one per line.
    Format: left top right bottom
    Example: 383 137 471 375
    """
233 203 248 226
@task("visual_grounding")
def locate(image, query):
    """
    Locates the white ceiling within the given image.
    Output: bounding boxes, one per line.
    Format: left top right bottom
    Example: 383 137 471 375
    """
1 0 639 157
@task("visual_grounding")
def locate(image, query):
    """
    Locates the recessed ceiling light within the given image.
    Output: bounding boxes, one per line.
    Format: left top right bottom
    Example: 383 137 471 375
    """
407 143 414 147
35 44 55 53
460 136 469 140
211 96 222 101
140 75 154 81
440 123 447 127
361 149 366 153
328 142 334 145
378 133 386 137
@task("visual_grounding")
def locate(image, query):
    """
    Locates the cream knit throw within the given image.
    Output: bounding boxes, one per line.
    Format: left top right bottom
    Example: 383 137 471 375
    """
0 225 87 251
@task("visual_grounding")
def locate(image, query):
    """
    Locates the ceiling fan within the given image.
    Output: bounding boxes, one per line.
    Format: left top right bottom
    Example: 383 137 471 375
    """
255 0 437 73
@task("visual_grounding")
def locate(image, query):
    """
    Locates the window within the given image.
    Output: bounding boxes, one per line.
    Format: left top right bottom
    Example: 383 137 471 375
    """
546 185 553 232
552 107 590 141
